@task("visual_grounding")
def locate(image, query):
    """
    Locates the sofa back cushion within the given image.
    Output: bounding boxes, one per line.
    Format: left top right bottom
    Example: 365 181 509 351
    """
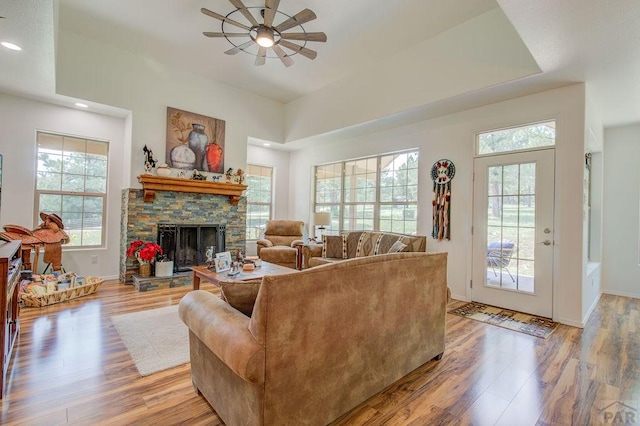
322 234 346 259
248 252 448 425
355 232 384 257
263 220 304 247
343 231 364 258
320 231 427 259
219 279 263 316
349 231 427 257
386 240 407 253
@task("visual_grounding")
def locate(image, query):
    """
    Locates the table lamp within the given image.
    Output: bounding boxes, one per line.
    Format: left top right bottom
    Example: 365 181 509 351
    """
314 212 331 242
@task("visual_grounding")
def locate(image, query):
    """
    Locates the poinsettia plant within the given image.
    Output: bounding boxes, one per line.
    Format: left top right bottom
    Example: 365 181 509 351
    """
127 240 163 263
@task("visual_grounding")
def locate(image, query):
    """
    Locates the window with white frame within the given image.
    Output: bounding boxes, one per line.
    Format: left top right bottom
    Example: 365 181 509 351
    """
314 150 419 237
477 120 556 155
245 164 273 240
35 132 109 247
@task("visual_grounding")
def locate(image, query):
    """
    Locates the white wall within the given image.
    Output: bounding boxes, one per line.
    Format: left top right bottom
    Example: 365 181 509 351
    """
245 145 292 256
290 84 589 326
0 93 126 278
602 124 640 299
55 29 285 187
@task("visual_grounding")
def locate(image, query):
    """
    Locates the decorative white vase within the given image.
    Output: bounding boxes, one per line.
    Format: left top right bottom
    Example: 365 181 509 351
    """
156 163 172 177
155 261 174 277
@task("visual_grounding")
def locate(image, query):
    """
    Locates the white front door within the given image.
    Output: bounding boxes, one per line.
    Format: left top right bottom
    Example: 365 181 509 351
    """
472 149 555 318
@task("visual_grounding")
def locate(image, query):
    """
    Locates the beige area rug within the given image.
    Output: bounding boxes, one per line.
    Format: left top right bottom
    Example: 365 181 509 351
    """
448 302 559 339
112 305 189 376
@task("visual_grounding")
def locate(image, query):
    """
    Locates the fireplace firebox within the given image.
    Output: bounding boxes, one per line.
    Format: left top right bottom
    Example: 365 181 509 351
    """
157 224 226 272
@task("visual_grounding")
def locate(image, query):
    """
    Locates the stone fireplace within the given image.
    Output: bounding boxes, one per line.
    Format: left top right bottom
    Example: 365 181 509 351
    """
120 185 246 283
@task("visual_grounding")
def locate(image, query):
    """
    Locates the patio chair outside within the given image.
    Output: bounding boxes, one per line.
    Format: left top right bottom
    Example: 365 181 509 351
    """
487 240 515 282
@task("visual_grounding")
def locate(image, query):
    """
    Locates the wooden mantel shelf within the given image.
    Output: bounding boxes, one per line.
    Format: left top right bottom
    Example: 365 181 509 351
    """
137 175 248 205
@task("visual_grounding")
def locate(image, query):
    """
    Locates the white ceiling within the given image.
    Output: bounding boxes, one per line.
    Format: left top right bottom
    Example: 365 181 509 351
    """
1 0 640 131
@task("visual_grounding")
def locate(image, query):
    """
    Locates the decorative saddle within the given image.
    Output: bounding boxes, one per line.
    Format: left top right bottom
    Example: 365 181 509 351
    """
0 212 70 272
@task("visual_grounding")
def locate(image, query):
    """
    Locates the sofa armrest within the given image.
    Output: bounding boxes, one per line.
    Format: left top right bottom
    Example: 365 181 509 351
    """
256 239 273 257
302 244 323 269
179 290 265 384
290 239 304 248
256 239 273 249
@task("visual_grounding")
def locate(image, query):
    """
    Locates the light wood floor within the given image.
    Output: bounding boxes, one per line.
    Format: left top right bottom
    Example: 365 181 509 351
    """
0 280 638 425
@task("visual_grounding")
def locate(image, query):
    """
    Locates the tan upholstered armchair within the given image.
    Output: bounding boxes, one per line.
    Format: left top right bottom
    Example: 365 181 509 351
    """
256 220 304 269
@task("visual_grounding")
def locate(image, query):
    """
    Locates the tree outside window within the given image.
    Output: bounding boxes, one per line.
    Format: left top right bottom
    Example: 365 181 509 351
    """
315 150 419 235
35 132 108 247
245 164 273 240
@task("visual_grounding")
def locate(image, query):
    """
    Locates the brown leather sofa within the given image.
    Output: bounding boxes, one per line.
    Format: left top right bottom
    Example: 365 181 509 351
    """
179 251 448 425
256 220 304 269
302 230 427 269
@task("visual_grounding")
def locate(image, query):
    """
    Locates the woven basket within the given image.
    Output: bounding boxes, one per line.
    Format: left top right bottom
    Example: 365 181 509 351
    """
20 277 103 308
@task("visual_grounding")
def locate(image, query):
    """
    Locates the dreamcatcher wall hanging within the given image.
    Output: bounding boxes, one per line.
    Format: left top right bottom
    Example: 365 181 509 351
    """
431 159 455 241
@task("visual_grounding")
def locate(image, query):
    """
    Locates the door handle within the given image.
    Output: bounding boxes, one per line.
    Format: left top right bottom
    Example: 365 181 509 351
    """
537 240 552 246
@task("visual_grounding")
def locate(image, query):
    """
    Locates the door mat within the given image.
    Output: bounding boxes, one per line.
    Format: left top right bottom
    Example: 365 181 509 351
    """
448 302 558 339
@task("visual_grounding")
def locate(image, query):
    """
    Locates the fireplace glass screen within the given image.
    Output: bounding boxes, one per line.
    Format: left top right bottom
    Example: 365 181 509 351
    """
158 224 225 272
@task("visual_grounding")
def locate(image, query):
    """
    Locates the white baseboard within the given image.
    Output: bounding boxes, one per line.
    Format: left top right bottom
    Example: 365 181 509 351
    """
602 289 640 299
556 317 585 328
450 294 469 303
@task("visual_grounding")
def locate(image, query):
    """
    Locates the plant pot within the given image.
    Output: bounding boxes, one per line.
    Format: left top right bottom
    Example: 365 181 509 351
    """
139 262 152 277
155 261 174 277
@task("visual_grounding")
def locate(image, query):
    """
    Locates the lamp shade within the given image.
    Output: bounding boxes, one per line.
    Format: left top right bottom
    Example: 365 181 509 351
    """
314 212 331 227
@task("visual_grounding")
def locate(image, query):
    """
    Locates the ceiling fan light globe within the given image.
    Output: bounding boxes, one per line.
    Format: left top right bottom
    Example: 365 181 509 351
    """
257 37 274 47
256 26 275 47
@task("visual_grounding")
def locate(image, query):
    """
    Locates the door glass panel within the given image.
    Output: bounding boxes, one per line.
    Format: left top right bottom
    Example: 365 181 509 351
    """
486 162 537 293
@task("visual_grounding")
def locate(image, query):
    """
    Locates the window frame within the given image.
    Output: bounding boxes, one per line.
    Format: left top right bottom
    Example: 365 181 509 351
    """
245 164 274 241
314 149 419 237
34 131 109 249
476 120 556 157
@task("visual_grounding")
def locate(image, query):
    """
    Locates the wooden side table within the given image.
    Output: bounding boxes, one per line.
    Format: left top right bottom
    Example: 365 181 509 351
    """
294 242 305 270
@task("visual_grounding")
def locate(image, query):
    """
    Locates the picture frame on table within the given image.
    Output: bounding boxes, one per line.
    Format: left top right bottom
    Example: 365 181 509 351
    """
214 251 232 273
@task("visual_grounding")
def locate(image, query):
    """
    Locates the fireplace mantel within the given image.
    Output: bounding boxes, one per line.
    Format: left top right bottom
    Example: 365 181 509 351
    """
137 175 248 205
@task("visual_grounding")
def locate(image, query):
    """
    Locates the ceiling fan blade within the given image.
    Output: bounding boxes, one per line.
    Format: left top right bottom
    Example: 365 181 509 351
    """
263 0 280 28
281 32 327 42
274 9 316 33
225 40 255 55
201 8 250 31
203 32 249 38
272 44 294 67
228 0 259 27
279 39 317 60
255 47 267 66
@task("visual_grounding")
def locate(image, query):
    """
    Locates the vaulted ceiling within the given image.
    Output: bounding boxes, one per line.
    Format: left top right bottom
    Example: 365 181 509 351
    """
1 0 640 135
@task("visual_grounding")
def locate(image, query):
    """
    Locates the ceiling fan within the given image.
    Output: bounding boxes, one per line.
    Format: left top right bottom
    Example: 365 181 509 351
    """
201 0 327 67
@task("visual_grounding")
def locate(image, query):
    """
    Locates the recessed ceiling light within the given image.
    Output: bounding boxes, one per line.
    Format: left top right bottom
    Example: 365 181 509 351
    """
1 42 22 51
263 143 271 147
75 102 89 108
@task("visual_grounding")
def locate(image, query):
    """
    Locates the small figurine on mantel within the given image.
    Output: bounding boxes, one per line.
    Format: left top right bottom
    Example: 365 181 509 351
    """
235 168 245 184
225 168 234 182
211 174 221 182
143 145 156 174
191 169 207 181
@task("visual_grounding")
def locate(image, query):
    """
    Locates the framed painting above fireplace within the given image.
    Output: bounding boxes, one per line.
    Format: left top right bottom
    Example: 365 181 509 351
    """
166 107 225 173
